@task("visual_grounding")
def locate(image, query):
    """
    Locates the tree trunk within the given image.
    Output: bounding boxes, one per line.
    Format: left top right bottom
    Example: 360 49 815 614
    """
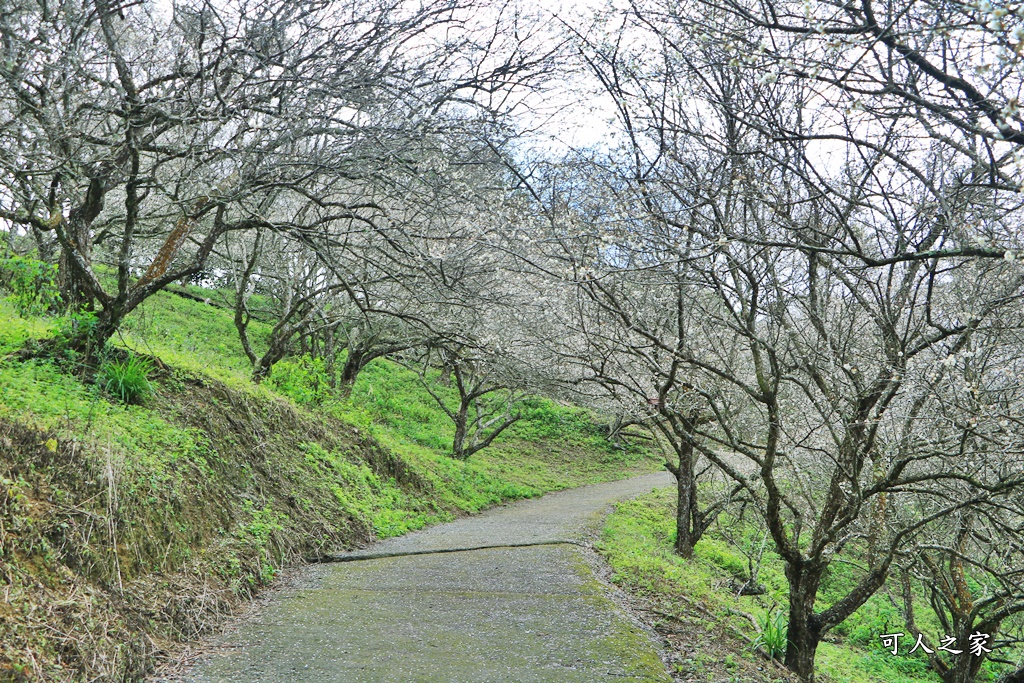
251 337 290 383
784 626 820 683
92 310 121 350
325 326 337 389
340 347 365 387
64 305 118 367
58 177 106 311
784 561 825 682
31 225 57 264
674 441 696 558
657 412 703 559
66 296 133 365
59 213 95 311
943 656 986 683
452 405 469 459
941 624 991 683
251 358 274 384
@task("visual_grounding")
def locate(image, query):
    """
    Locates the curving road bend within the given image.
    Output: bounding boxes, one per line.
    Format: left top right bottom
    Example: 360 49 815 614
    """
175 471 675 683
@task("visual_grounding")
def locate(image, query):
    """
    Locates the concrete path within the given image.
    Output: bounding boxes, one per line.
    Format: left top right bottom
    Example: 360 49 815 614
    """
180 472 674 683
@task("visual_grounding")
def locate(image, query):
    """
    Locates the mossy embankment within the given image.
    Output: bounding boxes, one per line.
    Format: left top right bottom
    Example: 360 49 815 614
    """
597 489 1001 683
0 291 661 683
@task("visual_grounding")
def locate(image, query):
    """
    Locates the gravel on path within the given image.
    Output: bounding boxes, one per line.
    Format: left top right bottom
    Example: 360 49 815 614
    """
177 472 675 683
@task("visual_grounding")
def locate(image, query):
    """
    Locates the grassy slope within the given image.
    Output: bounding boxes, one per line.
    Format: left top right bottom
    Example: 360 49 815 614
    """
120 290 660 503
597 489 1006 683
0 291 662 683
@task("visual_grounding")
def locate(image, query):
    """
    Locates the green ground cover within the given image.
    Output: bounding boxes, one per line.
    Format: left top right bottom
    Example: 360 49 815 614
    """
0 282 661 682
121 289 661 502
598 488 1006 683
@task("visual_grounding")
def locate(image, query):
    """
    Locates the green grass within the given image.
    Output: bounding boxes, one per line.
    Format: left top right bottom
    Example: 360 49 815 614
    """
0 288 655 540
0 298 54 354
1 287 661 522
116 289 270 386
114 289 661 502
100 354 154 404
114 289 661 495
0 281 664 681
598 488 952 683
0 358 200 465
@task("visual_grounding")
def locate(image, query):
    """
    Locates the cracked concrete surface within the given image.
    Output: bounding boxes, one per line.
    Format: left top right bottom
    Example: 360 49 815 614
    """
178 472 675 683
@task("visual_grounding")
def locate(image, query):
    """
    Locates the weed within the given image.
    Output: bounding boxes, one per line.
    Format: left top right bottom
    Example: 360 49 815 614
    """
101 354 153 404
751 607 787 660
0 253 60 316
268 356 331 404
56 310 99 349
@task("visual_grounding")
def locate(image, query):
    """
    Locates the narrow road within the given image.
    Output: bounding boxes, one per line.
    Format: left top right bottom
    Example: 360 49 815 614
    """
179 472 674 683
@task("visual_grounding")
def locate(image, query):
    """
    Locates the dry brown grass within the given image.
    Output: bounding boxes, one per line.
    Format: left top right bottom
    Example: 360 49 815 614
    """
0 375 378 683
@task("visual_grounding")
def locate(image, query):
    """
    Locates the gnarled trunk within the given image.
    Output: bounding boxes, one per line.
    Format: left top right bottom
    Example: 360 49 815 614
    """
251 339 290 384
937 619 997 683
655 409 708 559
452 404 470 459
58 182 104 311
784 561 825 682
673 440 697 558
340 346 366 387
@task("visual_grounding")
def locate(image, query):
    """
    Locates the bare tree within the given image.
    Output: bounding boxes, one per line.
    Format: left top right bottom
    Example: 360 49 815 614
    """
0 0 555 356
552 8 1024 680
891 329 1024 683
229 231 354 383
549 229 743 558
416 341 522 459
627 0 1024 184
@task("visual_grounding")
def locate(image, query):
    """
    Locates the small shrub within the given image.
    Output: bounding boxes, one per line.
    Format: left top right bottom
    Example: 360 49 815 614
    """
101 355 153 404
56 310 99 348
0 253 61 316
268 355 331 405
751 608 788 661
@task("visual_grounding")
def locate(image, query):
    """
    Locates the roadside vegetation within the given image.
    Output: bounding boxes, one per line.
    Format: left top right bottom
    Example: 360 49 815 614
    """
599 489 1016 683
3 0 1024 679
0 284 660 682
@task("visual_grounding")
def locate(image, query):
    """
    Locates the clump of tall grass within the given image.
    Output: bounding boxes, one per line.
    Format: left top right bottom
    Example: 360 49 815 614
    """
751 607 787 661
101 355 153 404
